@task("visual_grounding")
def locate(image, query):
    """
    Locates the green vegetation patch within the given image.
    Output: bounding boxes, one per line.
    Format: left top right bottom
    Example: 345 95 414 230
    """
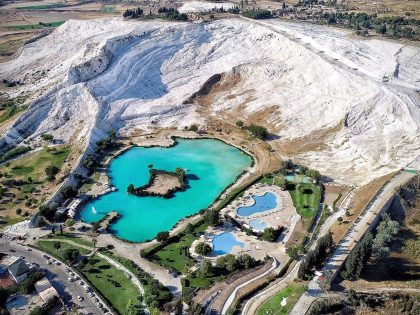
2 146 69 181
17 4 67 10
43 233 93 247
101 5 116 13
36 240 90 261
81 255 141 314
153 222 208 273
6 21 65 30
256 284 306 315
289 182 321 219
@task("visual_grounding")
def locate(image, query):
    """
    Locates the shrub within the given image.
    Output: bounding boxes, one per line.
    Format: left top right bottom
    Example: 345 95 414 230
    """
195 242 212 256
156 231 170 242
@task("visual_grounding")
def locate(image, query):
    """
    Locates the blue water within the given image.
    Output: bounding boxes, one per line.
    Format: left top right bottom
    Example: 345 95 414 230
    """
249 218 268 231
212 232 244 255
80 138 252 242
237 192 277 217
285 174 311 183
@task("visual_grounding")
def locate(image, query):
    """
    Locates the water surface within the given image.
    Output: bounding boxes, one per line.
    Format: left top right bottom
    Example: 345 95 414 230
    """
237 192 277 217
81 138 252 242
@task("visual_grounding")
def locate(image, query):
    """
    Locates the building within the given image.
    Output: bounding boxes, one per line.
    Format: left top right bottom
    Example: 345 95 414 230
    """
7 260 30 283
0 255 21 274
57 197 83 218
35 278 59 303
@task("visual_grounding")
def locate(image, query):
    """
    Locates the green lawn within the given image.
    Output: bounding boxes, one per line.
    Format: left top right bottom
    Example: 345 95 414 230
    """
256 284 306 315
36 240 90 261
153 222 208 273
289 182 321 219
6 21 65 30
81 255 141 315
17 4 67 10
43 233 93 247
3 146 70 181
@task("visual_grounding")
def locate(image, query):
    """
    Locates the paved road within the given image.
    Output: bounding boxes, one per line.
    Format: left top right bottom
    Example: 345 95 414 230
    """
289 171 417 315
0 239 107 315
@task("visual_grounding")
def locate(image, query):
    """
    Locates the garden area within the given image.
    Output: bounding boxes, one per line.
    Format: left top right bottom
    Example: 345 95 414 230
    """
256 284 306 315
0 146 70 220
81 255 142 314
151 222 208 273
260 172 321 220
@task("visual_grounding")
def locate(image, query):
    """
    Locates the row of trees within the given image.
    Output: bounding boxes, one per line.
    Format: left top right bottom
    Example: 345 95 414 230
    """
236 120 269 140
319 11 418 39
342 213 399 280
298 232 334 280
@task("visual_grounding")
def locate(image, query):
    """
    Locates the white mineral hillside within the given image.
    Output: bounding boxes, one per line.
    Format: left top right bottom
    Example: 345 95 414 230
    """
0 17 419 185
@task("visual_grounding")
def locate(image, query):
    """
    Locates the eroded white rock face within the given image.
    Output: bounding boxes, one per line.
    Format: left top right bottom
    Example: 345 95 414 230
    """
0 17 418 185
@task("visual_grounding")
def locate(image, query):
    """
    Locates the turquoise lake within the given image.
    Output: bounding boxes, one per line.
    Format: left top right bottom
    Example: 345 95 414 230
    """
80 138 252 242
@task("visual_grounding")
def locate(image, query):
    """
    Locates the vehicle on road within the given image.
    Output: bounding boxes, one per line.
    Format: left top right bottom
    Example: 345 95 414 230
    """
77 295 84 301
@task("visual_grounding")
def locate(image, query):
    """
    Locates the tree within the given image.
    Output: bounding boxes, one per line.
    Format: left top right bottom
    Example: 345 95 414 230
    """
245 124 268 140
41 134 53 141
189 124 198 132
45 165 59 181
306 169 321 183
199 260 213 276
343 232 373 280
54 242 61 251
204 209 221 226
195 242 212 256
59 224 63 235
16 208 22 215
262 227 279 242
156 231 170 242
185 223 194 234
286 245 301 261
60 186 77 199
236 120 244 128
51 225 55 234
63 248 80 264
91 222 100 232
236 254 256 269
127 184 135 194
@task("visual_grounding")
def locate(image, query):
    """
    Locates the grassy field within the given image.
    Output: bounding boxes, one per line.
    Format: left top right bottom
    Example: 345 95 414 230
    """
3 146 70 181
81 255 141 314
6 21 65 30
153 222 208 273
43 233 93 247
256 284 306 315
0 105 27 124
17 3 68 10
260 173 321 219
37 240 90 261
0 146 70 217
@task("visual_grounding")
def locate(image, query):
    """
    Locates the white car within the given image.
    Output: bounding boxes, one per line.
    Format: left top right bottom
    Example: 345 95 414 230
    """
78 280 84 285
77 296 84 301
67 277 74 282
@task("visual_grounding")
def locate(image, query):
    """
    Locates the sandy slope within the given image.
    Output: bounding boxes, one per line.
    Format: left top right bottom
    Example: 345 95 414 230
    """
0 17 418 185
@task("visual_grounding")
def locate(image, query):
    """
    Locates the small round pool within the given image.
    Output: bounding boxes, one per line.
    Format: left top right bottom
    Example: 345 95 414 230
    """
237 192 277 217
249 218 269 231
212 232 244 255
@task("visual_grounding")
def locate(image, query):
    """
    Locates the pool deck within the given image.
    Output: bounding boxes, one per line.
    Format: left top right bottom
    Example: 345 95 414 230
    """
222 184 300 241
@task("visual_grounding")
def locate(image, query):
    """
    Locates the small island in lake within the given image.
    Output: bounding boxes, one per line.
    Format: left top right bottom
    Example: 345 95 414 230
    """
127 167 186 198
